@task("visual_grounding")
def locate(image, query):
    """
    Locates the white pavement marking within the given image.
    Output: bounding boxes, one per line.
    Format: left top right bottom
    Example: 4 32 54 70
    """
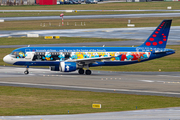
158 75 180 78
139 80 154 83
0 81 180 95
43 75 78 77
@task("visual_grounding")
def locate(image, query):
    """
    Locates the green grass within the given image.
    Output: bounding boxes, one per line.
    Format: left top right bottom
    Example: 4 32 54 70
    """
0 86 180 116
0 37 125 45
0 2 180 10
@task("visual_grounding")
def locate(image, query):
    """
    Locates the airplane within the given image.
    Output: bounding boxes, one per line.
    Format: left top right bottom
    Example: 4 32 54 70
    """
3 19 175 75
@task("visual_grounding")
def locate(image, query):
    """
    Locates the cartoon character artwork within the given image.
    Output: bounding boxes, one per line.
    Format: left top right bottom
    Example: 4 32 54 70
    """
103 52 110 57
58 52 65 61
42 52 53 61
132 52 140 61
114 52 121 61
83 52 90 58
113 52 120 61
94 53 99 58
140 52 150 60
125 52 134 61
16 52 25 58
77 52 84 59
70 52 78 60
91 53 95 58
66 52 150 61
120 53 127 61
143 52 150 59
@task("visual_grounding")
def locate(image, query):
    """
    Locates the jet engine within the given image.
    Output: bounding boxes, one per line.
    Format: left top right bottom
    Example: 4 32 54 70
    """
59 62 77 72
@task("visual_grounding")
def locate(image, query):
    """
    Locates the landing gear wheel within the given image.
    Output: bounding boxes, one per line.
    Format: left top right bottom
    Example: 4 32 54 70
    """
85 70 91 75
78 68 84 74
24 70 29 75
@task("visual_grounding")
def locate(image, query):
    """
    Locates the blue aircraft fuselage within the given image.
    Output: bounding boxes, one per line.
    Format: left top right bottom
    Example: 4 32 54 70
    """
6 46 175 67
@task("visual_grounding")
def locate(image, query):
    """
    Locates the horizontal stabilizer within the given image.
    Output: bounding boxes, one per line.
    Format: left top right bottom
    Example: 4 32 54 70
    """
153 50 175 54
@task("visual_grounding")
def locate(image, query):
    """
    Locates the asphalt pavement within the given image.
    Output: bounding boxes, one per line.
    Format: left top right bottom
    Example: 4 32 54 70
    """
0 66 180 97
1 9 180 12
1 13 180 21
1 107 180 120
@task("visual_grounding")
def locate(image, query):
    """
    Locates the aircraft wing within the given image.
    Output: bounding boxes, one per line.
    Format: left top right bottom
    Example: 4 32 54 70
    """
66 56 114 64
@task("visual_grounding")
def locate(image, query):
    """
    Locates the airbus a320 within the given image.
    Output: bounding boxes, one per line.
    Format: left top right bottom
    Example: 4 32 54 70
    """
3 20 175 75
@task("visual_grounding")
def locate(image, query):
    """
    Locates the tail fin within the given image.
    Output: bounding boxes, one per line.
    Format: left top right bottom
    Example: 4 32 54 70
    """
139 19 172 48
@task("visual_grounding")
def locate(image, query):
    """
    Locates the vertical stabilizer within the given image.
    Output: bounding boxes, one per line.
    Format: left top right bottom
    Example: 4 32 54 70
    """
139 20 172 48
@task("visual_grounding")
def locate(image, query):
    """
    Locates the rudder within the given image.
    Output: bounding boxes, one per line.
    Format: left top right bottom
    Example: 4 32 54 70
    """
139 19 172 48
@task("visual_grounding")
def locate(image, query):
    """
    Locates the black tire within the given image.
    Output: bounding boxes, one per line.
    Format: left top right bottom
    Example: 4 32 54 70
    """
24 70 29 75
78 68 84 74
85 70 91 75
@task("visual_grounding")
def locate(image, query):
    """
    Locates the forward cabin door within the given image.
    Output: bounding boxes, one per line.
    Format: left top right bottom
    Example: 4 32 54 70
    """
25 49 34 60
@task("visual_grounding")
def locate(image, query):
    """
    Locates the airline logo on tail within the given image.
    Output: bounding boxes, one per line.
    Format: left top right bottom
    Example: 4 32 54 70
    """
139 20 172 48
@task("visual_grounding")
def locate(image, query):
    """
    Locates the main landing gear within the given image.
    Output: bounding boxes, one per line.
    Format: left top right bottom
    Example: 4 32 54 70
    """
78 68 91 75
85 70 91 75
78 68 84 74
24 66 29 75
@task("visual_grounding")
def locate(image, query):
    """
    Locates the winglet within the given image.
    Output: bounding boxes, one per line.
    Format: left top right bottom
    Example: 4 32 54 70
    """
139 19 172 48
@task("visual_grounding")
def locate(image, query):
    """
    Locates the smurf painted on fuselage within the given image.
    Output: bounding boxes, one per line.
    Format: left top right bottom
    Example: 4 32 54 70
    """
58 52 65 61
42 52 53 61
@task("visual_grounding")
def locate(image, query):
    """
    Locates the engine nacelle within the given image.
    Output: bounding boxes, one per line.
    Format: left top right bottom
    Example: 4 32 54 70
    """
50 66 60 71
60 62 77 72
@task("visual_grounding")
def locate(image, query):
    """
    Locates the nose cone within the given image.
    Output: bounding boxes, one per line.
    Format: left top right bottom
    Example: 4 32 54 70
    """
3 55 13 64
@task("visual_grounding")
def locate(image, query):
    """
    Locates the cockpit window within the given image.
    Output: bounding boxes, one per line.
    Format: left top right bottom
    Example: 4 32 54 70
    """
10 51 25 58
10 51 17 55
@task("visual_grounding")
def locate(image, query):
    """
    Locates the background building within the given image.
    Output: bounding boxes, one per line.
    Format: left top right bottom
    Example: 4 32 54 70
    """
0 0 36 5
36 0 57 5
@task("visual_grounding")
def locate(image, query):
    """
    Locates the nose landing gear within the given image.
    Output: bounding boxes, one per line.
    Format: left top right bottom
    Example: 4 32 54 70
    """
24 66 29 75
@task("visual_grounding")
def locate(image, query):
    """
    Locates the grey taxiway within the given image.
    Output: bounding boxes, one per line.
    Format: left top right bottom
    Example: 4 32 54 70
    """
1 107 180 120
1 13 180 21
0 66 180 98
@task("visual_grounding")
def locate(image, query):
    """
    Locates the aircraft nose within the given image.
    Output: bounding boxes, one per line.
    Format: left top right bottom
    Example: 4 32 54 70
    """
3 55 12 64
